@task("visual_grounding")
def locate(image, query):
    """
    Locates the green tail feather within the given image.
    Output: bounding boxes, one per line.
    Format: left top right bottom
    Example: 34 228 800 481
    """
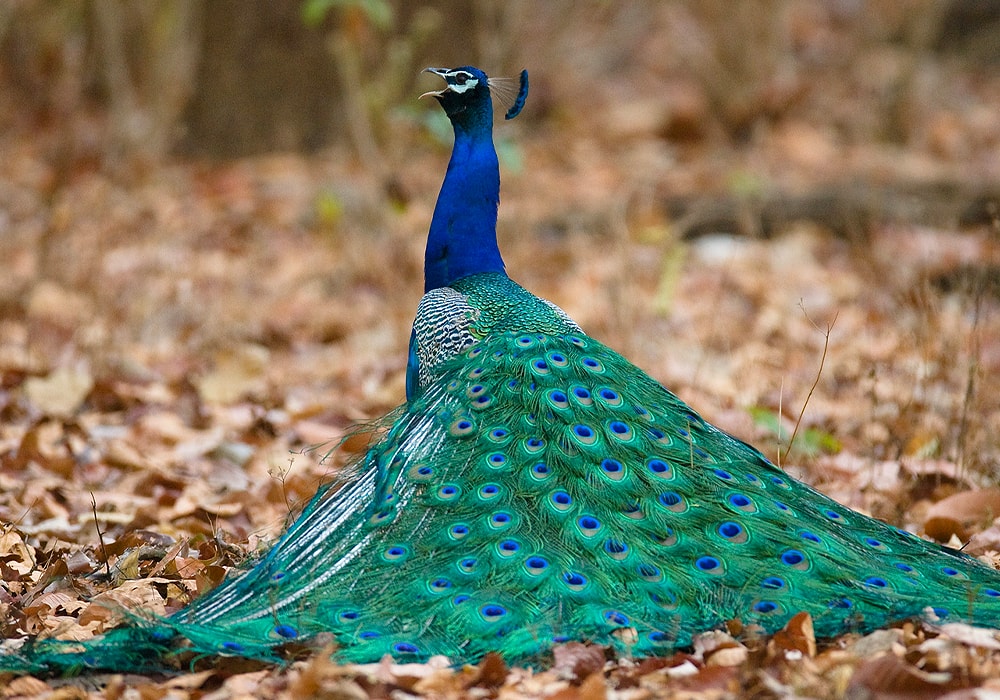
7 329 1000 674
1 625 176 675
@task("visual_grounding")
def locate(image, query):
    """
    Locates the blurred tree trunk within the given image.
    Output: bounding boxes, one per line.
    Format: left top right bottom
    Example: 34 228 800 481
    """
180 0 341 157
91 0 202 166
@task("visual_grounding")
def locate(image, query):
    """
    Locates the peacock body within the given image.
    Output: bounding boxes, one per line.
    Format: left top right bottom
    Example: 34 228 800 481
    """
4 65 1000 675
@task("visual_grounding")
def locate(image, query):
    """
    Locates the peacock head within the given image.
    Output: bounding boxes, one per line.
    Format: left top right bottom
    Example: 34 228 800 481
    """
422 66 529 130
421 66 493 126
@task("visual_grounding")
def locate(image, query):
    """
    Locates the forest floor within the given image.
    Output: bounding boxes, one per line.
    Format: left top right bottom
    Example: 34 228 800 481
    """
3 47 1000 700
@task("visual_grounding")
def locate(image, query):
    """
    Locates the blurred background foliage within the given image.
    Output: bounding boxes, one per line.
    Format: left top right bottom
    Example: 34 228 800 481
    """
1 0 998 165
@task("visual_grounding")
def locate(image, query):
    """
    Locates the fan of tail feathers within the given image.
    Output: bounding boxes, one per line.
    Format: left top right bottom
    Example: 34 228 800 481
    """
4 65 1000 676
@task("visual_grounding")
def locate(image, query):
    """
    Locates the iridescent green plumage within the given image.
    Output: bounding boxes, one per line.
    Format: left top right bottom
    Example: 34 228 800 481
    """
3 65 1000 676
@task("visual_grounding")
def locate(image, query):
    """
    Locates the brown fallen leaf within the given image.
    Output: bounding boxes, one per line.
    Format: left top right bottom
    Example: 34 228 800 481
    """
925 488 1000 542
848 654 965 699
195 344 270 404
936 623 1000 651
468 651 508 689
553 642 607 681
578 671 609 700
23 365 94 417
769 611 817 658
2 674 52 698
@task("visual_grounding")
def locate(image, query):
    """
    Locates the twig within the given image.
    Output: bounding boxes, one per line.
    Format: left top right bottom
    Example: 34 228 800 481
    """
776 377 784 469
91 492 111 577
782 304 838 463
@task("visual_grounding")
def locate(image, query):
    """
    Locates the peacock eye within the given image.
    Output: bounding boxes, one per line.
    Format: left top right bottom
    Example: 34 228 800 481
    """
453 71 472 83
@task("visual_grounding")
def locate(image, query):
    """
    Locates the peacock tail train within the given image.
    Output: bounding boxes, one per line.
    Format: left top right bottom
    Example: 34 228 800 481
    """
3 66 1000 676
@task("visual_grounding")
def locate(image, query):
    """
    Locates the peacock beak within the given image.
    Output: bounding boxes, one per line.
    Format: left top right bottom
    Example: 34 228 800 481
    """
419 67 452 99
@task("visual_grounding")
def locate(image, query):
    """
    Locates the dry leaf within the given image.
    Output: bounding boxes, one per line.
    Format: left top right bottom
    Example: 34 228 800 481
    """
468 652 508 689
23 365 94 417
195 344 270 404
936 623 1000 651
553 643 607 680
769 611 817 658
848 654 963 698
2 674 52 697
578 671 609 700
925 489 1000 542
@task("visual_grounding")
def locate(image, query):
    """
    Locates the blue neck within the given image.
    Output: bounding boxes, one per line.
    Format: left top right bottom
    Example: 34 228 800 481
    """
424 118 505 292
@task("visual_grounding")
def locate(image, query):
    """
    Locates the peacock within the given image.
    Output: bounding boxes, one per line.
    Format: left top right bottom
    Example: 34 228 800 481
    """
4 65 1000 676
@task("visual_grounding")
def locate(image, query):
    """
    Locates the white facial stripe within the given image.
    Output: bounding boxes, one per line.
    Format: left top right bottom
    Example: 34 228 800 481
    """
448 78 479 93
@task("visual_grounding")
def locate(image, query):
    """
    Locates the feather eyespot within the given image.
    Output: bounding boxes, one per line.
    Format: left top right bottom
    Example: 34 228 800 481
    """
480 604 507 620
546 351 569 367
695 556 723 574
549 490 573 512
603 539 628 560
529 461 551 481
523 437 546 454
599 458 625 481
727 493 756 512
273 624 298 639
436 484 461 501
658 491 685 512
489 512 513 529
570 385 593 406
753 601 778 614
546 389 569 409
607 420 633 440
409 464 435 481
429 578 452 592
597 388 621 406
717 521 745 541
467 383 484 397
485 453 507 469
383 545 409 562
450 418 476 436
525 556 549 572
637 564 662 581
530 358 550 375
458 557 477 573
577 515 601 536
488 427 510 442
570 423 598 446
479 483 501 499
780 550 809 570
498 539 520 554
604 610 629 626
